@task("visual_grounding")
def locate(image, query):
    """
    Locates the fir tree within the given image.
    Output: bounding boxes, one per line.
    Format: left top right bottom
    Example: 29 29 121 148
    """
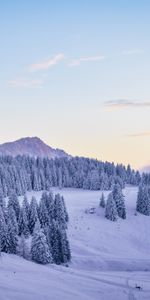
105 193 118 221
17 234 30 260
29 197 39 234
136 184 150 216
112 184 126 219
38 198 50 228
53 194 67 229
7 205 18 236
99 193 105 208
31 221 53 264
8 191 20 221
0 206 7 252
6 218 18 254
18 206 30 238
22 195 30 223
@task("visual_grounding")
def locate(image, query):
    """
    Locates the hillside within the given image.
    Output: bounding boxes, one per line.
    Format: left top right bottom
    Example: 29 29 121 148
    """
0 186 150 299
0 137 69 158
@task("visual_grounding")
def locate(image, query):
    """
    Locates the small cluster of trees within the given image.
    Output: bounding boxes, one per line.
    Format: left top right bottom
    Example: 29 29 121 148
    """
0 190 71 265
136 184 150 216
0 156 141 198
99 184 126 221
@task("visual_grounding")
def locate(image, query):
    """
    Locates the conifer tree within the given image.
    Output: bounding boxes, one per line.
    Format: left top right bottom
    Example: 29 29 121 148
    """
8 191 20 221
0 206 7 252
18 206 30 238
105 193 118 221
100 193 105 208
17 234 30 260
136 184 150 216
53 194 67 229
38 198 50 228
31 221 53 264
6 218 18 254
22 195 30 223
7 205 18 236
112 184 126 219
29 197 39 234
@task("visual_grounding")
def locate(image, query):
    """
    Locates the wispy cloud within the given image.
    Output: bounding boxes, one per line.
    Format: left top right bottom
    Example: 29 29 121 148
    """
125 131 150 138
29 53 65 72
104 99 150 110
8 78 43 88
122 49 143 56
69 55 106 67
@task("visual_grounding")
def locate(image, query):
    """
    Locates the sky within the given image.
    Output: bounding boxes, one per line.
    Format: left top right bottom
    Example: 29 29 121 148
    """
0 0 150 169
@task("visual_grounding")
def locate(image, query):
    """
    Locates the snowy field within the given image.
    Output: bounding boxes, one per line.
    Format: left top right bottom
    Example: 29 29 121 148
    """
0 186 150 299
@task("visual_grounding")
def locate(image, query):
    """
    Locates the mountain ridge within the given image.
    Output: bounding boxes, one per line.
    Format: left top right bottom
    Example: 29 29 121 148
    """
0 137 69 159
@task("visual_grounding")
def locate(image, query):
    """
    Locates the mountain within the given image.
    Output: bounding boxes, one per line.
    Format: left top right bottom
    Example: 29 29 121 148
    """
0 137 69 159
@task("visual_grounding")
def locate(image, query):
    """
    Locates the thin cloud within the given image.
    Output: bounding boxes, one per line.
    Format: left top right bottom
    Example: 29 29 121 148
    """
29 53 65 72
125 131 150 138
8 78 43 88
104 99 150 110
69 55 106 67
122 49 143 56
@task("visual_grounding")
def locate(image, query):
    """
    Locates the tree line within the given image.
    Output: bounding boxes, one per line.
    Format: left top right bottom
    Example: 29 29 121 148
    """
0 155 142 198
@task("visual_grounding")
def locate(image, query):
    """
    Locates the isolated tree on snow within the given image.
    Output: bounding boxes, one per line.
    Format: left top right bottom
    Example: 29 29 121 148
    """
99 193 105 208
105 193 118 222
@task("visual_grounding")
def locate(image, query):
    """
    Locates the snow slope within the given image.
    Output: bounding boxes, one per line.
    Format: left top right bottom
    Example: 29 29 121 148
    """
0 186 150 299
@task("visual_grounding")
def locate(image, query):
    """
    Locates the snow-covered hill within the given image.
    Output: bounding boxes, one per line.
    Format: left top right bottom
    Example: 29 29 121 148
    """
0 186 150 299
0 137 69 158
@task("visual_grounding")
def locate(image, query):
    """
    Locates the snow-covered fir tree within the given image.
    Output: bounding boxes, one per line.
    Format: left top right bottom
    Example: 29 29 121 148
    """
53 194 67 229
0 206 7 252
105 193 118 222
29 197 39 234
6 217 18 254
31 220 53 264
112 184 126 219
8 190 20 221
17 234 30 260
136 184 150 216
22 195 30 223
7 205 19 236
38 197 50 228
18 206 30 238
99 193 105 208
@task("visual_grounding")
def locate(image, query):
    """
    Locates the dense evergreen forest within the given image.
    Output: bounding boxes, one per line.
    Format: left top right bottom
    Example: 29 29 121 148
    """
0 155 143 197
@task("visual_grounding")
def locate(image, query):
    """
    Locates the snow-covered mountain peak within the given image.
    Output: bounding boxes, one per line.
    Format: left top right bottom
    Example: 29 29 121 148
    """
0 137 69 158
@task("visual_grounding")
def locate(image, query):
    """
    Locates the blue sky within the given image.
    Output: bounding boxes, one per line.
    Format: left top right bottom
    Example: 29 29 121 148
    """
0 0 150 168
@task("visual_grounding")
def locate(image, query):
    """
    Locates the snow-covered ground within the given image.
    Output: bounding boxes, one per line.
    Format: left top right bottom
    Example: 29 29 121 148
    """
0 186 150 299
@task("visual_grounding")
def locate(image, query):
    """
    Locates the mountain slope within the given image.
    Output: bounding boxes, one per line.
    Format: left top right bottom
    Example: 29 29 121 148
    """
0 137 69 159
